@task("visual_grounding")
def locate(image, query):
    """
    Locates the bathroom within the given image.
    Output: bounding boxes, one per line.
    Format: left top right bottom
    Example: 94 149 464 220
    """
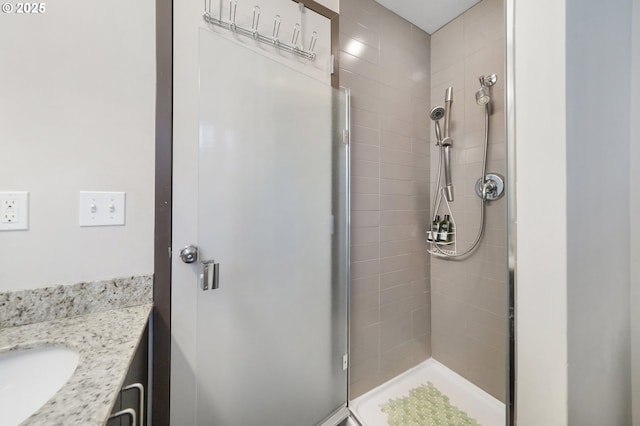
0 0 638 425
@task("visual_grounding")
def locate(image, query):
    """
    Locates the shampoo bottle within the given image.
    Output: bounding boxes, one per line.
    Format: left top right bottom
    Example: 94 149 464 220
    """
438 214 451 242
429 215 441 242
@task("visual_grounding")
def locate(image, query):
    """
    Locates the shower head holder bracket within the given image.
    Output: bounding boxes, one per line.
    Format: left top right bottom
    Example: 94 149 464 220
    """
440 137 453 147
480 74 497 87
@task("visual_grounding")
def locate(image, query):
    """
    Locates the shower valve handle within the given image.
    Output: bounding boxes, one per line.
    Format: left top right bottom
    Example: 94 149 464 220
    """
484 179 497 191
475 174 505 201
482 180 497 199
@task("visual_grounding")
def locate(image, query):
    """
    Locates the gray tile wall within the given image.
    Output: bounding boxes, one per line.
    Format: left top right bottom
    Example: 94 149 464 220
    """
429 0 507 402
339 0 432 399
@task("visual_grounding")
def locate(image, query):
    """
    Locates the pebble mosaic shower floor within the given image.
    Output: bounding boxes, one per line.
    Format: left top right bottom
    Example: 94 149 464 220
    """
350 359 504 426
380 382 480 426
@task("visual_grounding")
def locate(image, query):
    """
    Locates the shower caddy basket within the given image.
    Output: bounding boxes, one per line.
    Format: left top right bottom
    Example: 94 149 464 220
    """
427 188 456 257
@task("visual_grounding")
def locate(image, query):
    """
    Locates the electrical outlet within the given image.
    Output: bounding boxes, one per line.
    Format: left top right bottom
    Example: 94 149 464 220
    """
0 192 29 231
2 200 17 223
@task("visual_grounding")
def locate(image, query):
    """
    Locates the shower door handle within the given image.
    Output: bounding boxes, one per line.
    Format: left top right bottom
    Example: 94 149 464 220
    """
180 245 219 290
201 260 220 291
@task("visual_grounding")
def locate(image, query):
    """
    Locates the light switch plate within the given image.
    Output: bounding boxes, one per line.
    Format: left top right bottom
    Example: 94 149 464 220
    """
0 192 29 231
79 191 126 227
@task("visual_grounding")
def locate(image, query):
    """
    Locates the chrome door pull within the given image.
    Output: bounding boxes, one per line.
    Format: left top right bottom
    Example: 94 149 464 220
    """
122 383 145 426
109 408 136 426
179 245 198 264
201 260 220 291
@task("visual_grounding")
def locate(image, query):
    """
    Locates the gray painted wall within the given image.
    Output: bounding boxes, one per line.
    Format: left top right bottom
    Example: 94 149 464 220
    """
630 0 640 423
566 0 633 424
514 0 568 421
0 0 156 291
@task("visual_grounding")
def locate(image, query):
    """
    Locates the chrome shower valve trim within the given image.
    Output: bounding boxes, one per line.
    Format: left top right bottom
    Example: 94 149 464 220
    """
475 173 505 201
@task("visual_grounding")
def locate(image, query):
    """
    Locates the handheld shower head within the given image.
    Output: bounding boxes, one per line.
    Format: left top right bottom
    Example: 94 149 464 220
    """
430 106 445 121
430 106 445 143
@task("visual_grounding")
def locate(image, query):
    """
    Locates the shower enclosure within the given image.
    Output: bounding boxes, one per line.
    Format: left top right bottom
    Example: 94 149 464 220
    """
345 0 509 424
351 73 507 426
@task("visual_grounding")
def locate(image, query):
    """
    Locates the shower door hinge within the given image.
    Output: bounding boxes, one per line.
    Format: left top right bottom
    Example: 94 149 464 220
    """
342 129 349 145
342 354 348 370
330 54 335 75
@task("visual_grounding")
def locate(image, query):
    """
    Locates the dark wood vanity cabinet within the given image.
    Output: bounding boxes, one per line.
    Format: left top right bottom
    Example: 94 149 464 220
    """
107 323 149 426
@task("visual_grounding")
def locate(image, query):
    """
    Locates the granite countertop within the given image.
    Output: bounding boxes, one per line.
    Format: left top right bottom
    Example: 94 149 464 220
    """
0 303 152 426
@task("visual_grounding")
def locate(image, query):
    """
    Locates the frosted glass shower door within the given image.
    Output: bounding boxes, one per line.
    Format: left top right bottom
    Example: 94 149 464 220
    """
195 29 349 426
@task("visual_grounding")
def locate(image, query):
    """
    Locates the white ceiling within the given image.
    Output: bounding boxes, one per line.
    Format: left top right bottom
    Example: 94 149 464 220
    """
374 0 482 34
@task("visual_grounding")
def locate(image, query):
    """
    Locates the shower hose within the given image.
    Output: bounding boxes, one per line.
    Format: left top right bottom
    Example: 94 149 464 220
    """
431 103 490 259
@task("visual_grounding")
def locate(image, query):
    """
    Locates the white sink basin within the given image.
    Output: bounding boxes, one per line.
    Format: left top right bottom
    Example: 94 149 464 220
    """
0 345 80 426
